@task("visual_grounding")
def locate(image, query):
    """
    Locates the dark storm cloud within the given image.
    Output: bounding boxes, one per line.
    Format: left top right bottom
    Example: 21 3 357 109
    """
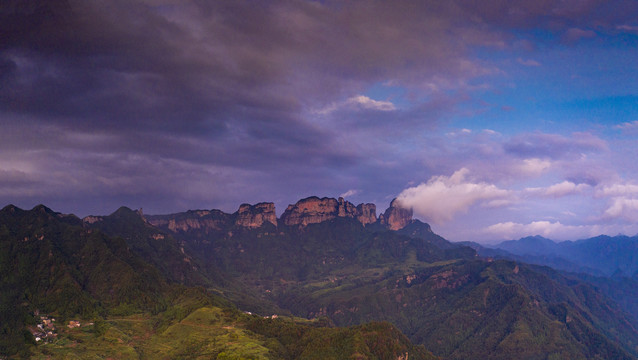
0 0 483 213
3 0 630 137
2 0 637 216
0 0 482 127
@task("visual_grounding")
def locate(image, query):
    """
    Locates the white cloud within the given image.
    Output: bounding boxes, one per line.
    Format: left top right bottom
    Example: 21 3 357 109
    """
518 158 552 177
525 181 590 198
563 28 596 42
602 197 638 222
614 120 638 131
447 128 473 137
483 220 592 241
592 181 638 222
339 189 359 198
596 182 638 197
347 95 396 111
617 25 638 34
315 94 396 115
517 58 541 67
484 199 515 208
397 168 512 224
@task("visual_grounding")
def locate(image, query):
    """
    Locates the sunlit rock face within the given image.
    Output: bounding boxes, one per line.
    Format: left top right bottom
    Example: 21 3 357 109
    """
356 203 377 225
167 217 223 233
147 210 231 233
234 202 277 228
281 196 377 227
281 197 342 226
83 215 102 224
148 196 387 230
379 198 413 230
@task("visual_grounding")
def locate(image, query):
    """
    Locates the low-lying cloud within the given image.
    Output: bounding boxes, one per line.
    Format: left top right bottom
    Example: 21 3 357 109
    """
483 221 594 242
526 181 591 198
397 168 512 224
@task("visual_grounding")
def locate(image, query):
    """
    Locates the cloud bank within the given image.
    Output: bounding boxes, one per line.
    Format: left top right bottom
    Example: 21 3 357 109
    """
2 0 638 243
397 168 511 224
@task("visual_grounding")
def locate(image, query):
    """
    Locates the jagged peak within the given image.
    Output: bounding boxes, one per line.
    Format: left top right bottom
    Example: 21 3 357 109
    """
1 204 21 213
236 202 275 213
32 204 55 214
281 196 376 227
234 202 277 228
379 198 413 230
111 206 138 215
107 206 145 219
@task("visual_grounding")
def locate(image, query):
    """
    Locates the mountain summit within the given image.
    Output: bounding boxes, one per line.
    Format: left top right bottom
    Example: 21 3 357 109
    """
280 196 377 226
147 196 415 231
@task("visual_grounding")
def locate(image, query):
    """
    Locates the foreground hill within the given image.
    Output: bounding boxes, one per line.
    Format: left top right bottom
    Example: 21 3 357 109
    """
30 304 435 359
0 204 175 356
3 198 638 359
148 197 638 359
0 204 435 359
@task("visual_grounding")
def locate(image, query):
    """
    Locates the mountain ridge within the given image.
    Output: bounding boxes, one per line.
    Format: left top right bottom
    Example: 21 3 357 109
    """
482 234 638 277
3 201 638 359
138 199 638 359
145 196 414 232
0 203 437 359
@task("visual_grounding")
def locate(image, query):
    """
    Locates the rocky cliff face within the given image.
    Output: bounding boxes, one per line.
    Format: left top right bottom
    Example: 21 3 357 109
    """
83 215 102 224
281 197 340 226
147 209 231 233
149 197 412 232
234 202 277 228
356 203 377 225
281 197 377 227
379 198 413 230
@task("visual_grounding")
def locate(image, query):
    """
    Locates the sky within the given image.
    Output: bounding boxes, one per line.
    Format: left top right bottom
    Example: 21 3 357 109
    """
2 0 638 243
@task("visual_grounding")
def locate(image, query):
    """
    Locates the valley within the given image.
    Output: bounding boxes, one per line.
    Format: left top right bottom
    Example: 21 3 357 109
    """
1 198 637 359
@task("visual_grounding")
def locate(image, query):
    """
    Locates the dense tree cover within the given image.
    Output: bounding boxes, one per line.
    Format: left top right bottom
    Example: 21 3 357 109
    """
486 235 638 277
245 317 437 360
153 211 638 359
0 205 434 358
469 236 638 324
3 203 638 359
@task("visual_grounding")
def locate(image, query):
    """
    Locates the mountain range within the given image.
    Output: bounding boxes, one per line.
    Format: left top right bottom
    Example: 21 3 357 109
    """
464 234 638 332
2 197 638 359
479 235 638 277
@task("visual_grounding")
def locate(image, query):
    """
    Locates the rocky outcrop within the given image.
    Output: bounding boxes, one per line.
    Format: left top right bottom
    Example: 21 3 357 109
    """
281 197 377 227
149 196 413 232
147 209 231 233
281 197 339 226
379 198 413 230
234 202 277 228
356 203 377 225
83 215 102 224
148 204 277 232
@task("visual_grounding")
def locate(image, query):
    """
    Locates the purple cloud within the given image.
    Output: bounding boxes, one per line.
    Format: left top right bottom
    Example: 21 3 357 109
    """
2 0 638 245
397 168 513 224
504 132 607 159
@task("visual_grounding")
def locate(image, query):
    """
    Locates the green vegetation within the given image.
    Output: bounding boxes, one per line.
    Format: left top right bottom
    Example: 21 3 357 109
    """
154 213 638 359
28 304 435 359
87 206 213 287
3 203 638 359
0 205 436 359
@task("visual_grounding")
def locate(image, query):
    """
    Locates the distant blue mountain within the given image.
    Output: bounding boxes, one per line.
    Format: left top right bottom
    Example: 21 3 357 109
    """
480 234 638 278
495 235 558 256
464 235 638 323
